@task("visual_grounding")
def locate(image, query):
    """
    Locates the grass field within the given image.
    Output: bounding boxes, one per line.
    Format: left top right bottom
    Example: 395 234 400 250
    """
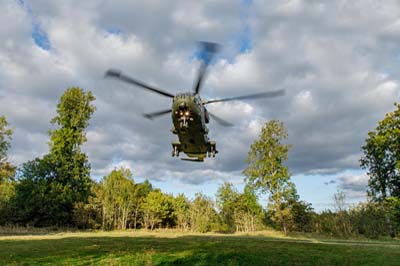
0 230 399 266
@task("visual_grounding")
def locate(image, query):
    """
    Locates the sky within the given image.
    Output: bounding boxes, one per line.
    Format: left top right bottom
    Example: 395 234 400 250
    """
2 0 400 211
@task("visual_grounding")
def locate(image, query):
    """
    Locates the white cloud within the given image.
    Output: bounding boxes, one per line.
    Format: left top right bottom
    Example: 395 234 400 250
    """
1 0 400 200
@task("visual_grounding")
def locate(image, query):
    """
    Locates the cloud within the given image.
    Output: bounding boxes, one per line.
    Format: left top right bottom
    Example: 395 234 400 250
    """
338 173 368 192
337 173 369 199
1 0 400 193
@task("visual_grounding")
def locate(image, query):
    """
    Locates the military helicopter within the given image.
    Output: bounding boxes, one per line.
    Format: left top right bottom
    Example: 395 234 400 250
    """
105 42 284 162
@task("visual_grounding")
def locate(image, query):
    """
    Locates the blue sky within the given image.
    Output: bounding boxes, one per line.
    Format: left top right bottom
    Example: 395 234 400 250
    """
18 0 51 50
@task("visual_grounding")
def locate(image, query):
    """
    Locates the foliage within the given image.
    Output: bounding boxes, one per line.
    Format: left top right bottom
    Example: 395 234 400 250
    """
332 191 353 236
289 200 314 232
244 120 292 195
72 183 103 229
11 157 74 226
216 182 239 232
10 88 95 226
2 91 400 240
349 198 400 238
361 103 400 200
0 116 12 165
141 190 173 230
172 193 190 231
130 179 153 229
384 197 400 235
0 116 16 224
0 162 15 183
100 168 135 230
313 210 343 236
234 186 265 232
48 87 96 204
243 120 297 234
216 182 264 233
349 202 387 238
189 192 217 233
0 179 15 225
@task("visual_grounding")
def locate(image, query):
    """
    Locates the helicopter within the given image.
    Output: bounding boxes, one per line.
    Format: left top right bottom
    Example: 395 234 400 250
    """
105 42 285 162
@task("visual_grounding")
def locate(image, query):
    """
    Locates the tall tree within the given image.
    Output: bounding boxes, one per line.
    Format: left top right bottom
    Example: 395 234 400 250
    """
48 87 96 203
0 116 16 225
0 116 15 181
243 120 297 234
12 87 95 226
361 103 400 200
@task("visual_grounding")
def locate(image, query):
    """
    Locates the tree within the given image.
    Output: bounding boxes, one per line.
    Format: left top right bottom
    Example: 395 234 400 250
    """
0 116 15 181
384 197 400 237
361 103 400 200
0 116 16 224
216 182 239 232
189 192 217 233
130 180 153 229
12 87 96 226
12 157 72 226
216 182 264 233
289 200 314 232
72 182 103 229
172 193 190 231
233 185 264 232
349 200 396 238
141 190 172 230
48 87 96 203
101 168 135 230
243 120 297 234
332 191 353 236
0 116 12 163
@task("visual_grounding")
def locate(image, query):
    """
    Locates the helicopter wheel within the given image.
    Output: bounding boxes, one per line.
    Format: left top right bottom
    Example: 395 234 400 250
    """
172 146 179 157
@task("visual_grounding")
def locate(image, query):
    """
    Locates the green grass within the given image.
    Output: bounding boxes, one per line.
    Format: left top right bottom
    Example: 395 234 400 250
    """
0 230 399 266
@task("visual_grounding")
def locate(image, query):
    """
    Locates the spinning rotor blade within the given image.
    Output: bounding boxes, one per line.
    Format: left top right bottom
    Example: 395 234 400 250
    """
143 109 172 120
105 69 175 98
193 42 221 95
203 89 285 105
208 112 233 127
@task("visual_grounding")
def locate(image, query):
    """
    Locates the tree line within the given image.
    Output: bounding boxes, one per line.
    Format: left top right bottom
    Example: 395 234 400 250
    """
0 87 399 238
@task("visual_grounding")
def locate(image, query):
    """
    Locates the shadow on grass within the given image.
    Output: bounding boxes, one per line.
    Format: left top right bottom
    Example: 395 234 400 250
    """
0 226 82 237
1 235 400 266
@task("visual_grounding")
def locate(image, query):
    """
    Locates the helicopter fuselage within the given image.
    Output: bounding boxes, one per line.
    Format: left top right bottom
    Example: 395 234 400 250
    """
171 93 216 161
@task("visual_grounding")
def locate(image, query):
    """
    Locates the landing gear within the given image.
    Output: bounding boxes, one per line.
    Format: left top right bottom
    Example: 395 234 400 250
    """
207 149 216 157
207 141 217 158
171 141 181 157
